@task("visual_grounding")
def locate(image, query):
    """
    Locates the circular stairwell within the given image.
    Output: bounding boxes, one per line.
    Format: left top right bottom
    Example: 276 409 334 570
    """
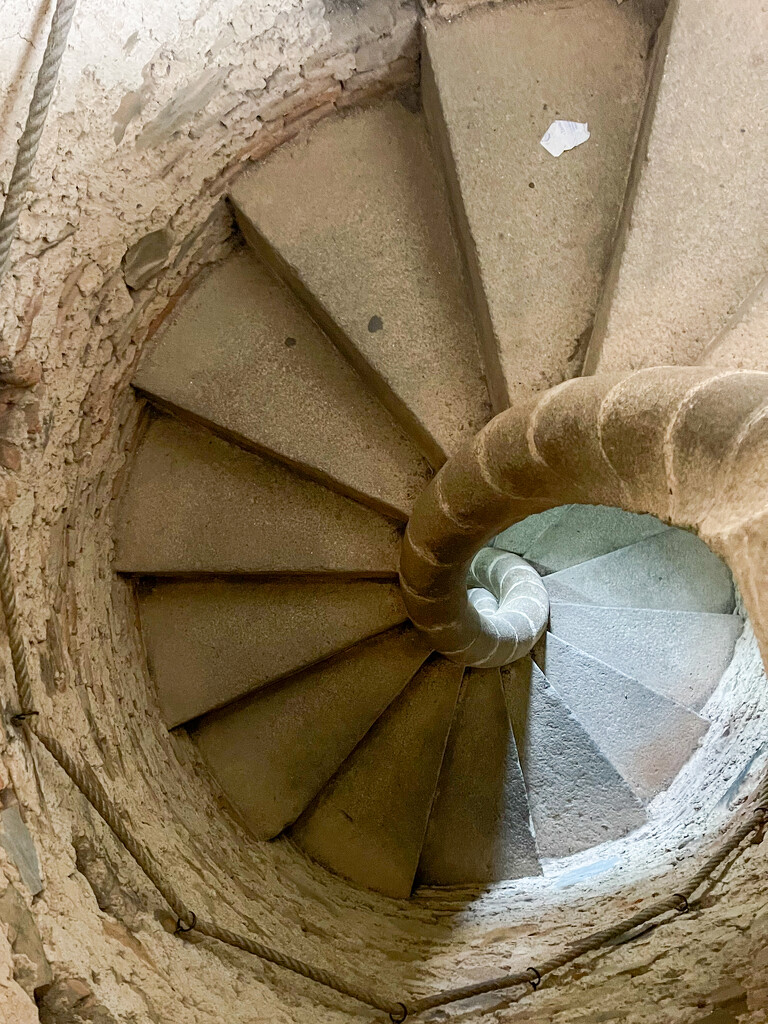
115 88 761 898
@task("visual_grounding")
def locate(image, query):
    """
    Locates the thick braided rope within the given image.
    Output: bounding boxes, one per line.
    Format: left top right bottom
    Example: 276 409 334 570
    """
0 0 78 283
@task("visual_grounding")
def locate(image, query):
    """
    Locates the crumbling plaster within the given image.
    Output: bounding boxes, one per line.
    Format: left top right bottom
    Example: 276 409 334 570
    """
0 0 766 1022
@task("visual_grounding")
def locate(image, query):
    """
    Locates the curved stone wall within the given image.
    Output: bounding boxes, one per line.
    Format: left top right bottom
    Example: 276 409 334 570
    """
0 3 767 1023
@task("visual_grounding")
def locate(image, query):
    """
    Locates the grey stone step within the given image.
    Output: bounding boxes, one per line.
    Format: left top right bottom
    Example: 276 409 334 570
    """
291 657 463 898
133 251 430 521
493 507 570 557
502 657 645 858
417 668 540 885
533 633 709 803
193 627 431 839
423 0 654 411
548 603 743 712
115 416 402 577
523 505 669 574
585 0 768 373
230 99 491 466
700 273 768 372
139 579 406 727
542 528 734 614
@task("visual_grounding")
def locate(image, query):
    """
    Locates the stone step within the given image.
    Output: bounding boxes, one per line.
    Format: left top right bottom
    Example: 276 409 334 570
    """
493 507 570 558
533 633 709 803
522 505 669 575
139 579 406 727
542 528 734 614
193 627 431 839
502 657 645 858
230 99 491 467
291 657 463 899
548 603 743 712
422 0 654 411
416 668 540 885
133 251 430 521
585 0 768 372
700 274 768 372
115 416 402 577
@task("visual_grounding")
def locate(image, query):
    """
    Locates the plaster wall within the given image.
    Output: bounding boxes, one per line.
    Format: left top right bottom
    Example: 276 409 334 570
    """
0 2 766 1023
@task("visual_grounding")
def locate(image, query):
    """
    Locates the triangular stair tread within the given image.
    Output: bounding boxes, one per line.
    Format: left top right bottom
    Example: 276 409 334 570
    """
585 0 768 373
493 507 570 557
523 505 669 574
230 99 491 465
542 528 735 613
291 656 464 899
422 0 653 411
534 633 708 803
139 579 406 727
133 250 429 520
548 603 743 711
192 627 431 839
502 657 645 858
417 667 541 886
701 273 768 371
116 415 402 576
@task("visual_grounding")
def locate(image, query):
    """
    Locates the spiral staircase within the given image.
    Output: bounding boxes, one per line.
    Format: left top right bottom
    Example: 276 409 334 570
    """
115 0 766 902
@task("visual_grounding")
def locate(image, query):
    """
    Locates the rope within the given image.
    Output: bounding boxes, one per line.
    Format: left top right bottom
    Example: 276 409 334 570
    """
0 0 78 284
0 5 766 1019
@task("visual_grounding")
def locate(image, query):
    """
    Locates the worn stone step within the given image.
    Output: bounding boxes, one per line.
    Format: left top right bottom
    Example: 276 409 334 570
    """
230 99 491 466
493 507 570 558
549 603 743 712
133 251 430 520
502 657 645 858
116 415 402 577
193 627 431 839
523 505 668 574
423 0 654 411
291 657 463 898
417 667 540 885
700 274 768 372
534 633 708 802
585 0 768 372
139 579 406 727
543 528 734 614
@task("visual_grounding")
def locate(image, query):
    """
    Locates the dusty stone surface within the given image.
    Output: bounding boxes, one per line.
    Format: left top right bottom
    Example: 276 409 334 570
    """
292 656 463 898
139 577 407 724
193 626 430 839
115 414 404 576
231 99 492 464
133 250 430 521
700 273 768 372
418 667 540 885
0 3 767 1024
586 0 768 372
423 0 654 411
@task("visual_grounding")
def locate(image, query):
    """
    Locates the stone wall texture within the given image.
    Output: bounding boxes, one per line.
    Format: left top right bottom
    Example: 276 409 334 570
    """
0 1 767 1022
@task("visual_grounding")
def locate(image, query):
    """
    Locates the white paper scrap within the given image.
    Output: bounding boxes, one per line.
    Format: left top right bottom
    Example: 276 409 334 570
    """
540 120 590 158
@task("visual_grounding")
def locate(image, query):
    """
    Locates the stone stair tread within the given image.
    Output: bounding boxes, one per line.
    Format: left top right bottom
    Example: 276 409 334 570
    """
700 273 768 372
139 579 406 727
423 0 653 411
291 656 464 899
585 0 768 372
230 99 491 466
548 603 743 712
523 505 669 574
133 250 429 520
417 667 541 885
493 507 570 557
192 627 431 839
542 528 734 613
115 415 402 576
533 633 708 803
502 657 645 858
